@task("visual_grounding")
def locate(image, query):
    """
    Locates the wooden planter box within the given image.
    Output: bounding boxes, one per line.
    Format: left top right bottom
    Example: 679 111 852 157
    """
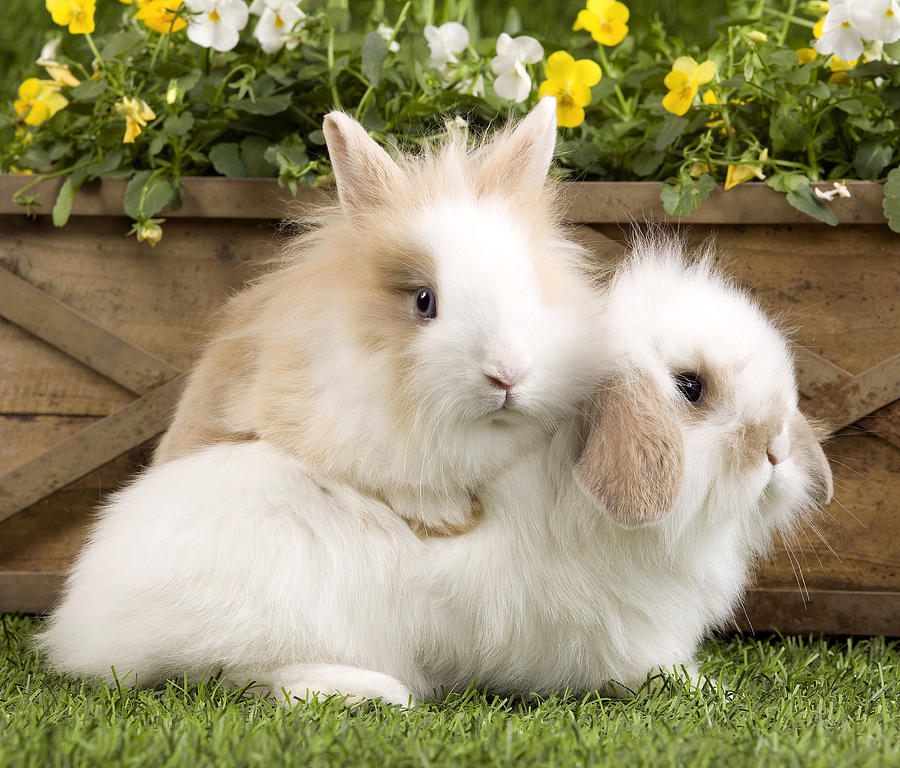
1 175 899 635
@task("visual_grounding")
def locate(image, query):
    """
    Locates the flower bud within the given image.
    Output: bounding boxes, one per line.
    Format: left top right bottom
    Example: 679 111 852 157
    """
136 222 163 246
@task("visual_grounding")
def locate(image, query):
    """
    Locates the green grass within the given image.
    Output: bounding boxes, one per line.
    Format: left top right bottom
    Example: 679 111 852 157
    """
2 615 899 767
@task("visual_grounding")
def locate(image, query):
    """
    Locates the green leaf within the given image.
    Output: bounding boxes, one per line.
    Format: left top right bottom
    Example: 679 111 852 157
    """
86 150 124 177
654 114 689 152
240 136 277 177
124 171 176 219
362 32 388 87
228 94 292 115
837 99 864 114
70 79 106 101
659 174 715 217
163 113 195 136
882 167 900 233
51 177 75 228
782 177 838 226
100 30 143 59
770 104 807 152
209 143 246 177
632 151 664 176
810 81 831 99
854 142 893 180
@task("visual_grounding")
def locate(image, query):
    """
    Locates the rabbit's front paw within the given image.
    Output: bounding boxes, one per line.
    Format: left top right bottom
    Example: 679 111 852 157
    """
261 663 416 708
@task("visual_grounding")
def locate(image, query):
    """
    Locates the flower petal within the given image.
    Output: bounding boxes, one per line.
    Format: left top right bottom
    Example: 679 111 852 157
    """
693 59 716 86
572 8 597 33
663 70 690 91
440 21 470 53
557 101 585 128
495 32 512 56
671 56 698 76
573 58 602 86
545 50 576 84
662 88 692 116
512 35 544 64
569 81 592 106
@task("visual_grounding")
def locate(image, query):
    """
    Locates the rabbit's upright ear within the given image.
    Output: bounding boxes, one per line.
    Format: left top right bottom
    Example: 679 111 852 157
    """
323 111 405 213
573 372 685 528
477 96 557 196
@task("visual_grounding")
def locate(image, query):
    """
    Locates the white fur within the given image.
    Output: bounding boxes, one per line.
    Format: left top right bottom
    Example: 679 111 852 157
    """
38 242 831 703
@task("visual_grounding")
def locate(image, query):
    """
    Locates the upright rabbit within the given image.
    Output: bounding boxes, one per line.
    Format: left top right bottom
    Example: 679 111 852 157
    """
153 98 603 533
38 236 832 704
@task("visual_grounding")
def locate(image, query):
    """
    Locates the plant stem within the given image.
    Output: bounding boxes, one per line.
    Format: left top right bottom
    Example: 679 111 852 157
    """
775 0 798 46
596 46 630 118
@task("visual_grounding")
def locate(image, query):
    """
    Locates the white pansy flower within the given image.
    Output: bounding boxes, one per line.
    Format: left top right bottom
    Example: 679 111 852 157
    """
39 36 63 61
185 0 250 52
490 33 543 102
869 0 900 42
815 0 880 61
254 0 304 53
424 21 469 72
377 23 400 53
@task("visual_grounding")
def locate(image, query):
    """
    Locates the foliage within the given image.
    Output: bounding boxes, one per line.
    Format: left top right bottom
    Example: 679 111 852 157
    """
3 614 900 767
5 0 900 243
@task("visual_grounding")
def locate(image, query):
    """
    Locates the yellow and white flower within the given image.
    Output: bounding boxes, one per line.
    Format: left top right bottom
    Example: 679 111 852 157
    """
250 0 304 53
662 57 716 116
135 0 187 33
537 50 602 128
573 0 629 47
46 0 96 34
115 97 156 143
14 78 69 126
491 33 544 103
724 148 768 191
424 22 469 73
184 0 249 52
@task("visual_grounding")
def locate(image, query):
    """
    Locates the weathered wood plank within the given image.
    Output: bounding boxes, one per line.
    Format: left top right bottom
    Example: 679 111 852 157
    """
803 354 900 431
0 266 181 395
737 588 900 637
0 175 890 224
794 346 900 450
0 375 185 524
0 572 65 613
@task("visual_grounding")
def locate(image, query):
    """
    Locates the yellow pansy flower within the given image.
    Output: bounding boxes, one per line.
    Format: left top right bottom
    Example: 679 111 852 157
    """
662 57 717 116
827 55 857 84
795 47 817 65
9 167 34 175
36 59 81 87
45 0 96 34
572 0 629 47
813 15 826 39
13 78 69 126
135 0 186 33
724 149 768 191
537 50 602 128
689 162 710 178
115 97 157 143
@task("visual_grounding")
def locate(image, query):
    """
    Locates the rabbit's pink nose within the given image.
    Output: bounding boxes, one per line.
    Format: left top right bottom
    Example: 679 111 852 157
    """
767 425 790 466
485 374 515 391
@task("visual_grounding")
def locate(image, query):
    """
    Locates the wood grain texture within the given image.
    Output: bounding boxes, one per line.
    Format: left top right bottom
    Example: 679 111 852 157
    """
0 192 897 627
0 216 262 414
0 375 185 524
737 589 900 637
0 175 888 224
0 266 180 395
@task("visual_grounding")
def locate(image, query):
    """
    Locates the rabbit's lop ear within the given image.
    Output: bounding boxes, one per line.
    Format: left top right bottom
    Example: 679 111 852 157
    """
323 111 405 213
478 96 557 195
573 372 685 528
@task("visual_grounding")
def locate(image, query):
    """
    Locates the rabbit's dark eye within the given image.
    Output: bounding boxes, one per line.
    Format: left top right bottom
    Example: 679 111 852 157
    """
414 287 437 319
675 372 704 403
